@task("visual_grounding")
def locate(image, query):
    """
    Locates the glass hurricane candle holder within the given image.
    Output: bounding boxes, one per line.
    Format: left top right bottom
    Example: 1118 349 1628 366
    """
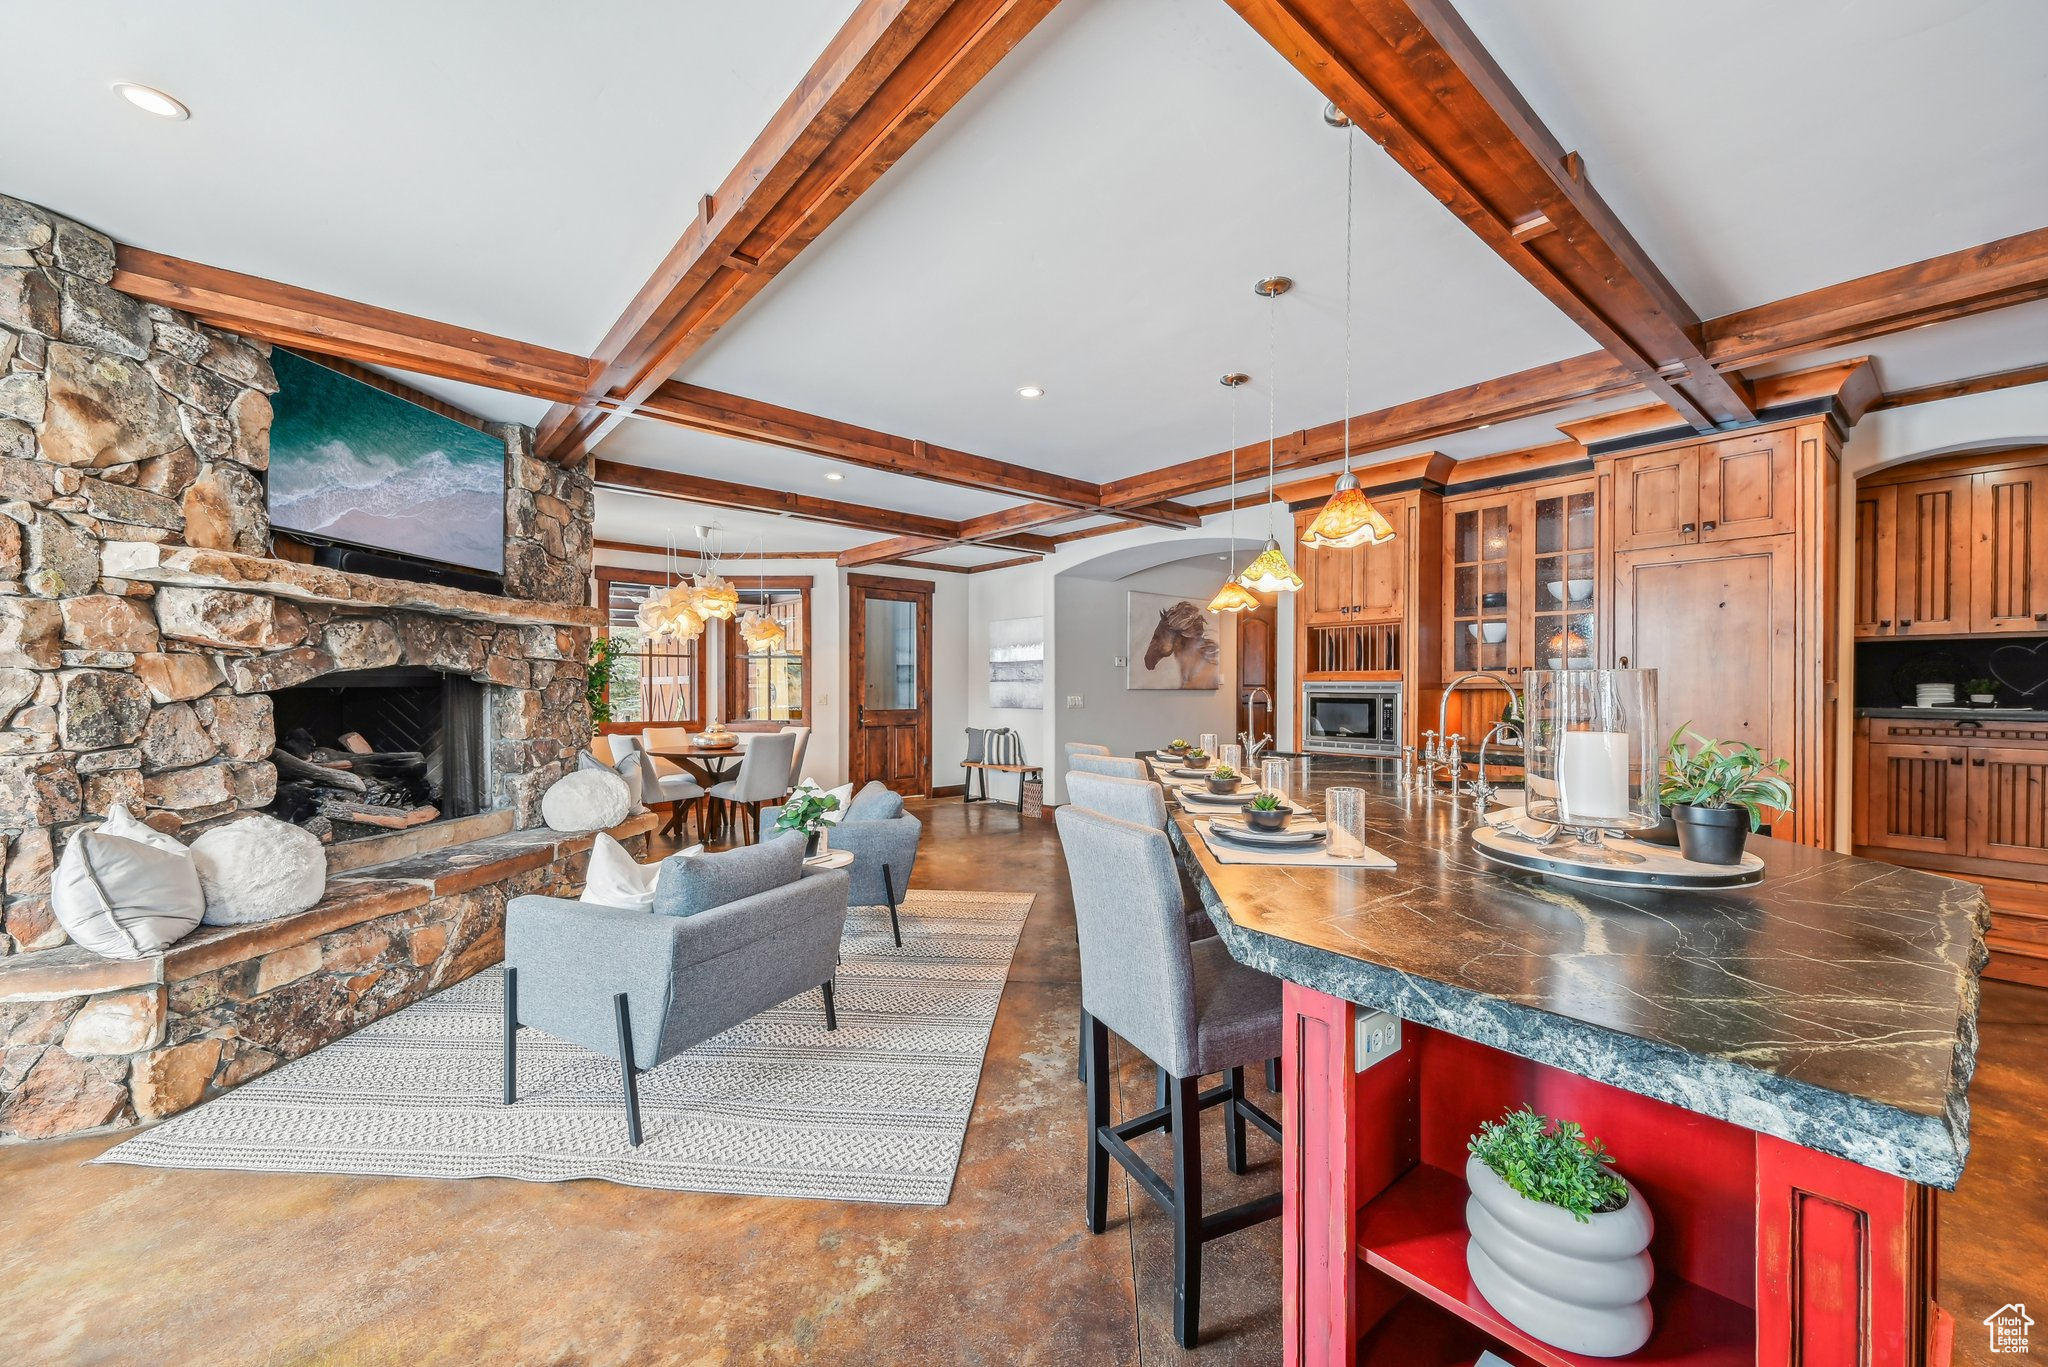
1326 786 1367 859
1219 743 1244 772
1261 757 1292 805
1522 668 1660 863
1197 733 1220 757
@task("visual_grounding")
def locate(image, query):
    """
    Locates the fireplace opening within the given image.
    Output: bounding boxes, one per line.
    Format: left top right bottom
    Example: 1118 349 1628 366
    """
265 666 492 842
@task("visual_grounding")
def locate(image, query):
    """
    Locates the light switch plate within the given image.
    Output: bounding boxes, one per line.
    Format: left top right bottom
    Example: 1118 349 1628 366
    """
1066 695 1084 709
1112 655 1128 667
1354 1010 1402 1071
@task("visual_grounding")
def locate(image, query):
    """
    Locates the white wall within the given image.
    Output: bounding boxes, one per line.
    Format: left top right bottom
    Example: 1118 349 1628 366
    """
1832 385 2048 847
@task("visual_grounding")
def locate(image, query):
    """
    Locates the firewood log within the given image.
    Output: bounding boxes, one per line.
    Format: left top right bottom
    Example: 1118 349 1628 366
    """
338 732 374 754
272 748 368 794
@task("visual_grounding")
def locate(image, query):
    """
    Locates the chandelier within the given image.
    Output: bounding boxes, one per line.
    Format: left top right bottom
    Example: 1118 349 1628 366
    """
1207 372 1261 613
1300 104 1396 551
1237 276 1303 595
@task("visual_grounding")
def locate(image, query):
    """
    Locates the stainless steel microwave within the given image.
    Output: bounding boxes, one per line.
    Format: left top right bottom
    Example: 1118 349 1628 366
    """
1301 681 1402 756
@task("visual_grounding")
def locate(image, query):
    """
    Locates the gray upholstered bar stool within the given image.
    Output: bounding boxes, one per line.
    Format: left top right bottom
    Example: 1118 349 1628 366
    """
1063 741 1110 759
1068 752 1148 780
1055 804 1283 1350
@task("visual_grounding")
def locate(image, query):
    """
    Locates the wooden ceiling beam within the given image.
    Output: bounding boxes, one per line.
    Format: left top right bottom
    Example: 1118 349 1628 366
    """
536 0 1061 463
594 537 841 560
1874 360 2048 411
1224 0 1752 431
110 247 599 404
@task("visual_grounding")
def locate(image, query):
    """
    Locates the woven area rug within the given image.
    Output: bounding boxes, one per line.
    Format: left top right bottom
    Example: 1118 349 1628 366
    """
97 889 1033 1205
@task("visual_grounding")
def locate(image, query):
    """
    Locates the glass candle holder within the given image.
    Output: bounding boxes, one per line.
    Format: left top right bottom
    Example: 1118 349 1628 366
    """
1260 757 1291 805
1219 743 1244 772
1197 733 1220 757
1326 786 1367 859
1522 668 1660 860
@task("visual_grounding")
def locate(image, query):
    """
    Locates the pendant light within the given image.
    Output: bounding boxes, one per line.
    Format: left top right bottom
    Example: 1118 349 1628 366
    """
688 523 739 621
1301 104 1396 551
1237 276 1305 594
639 530 706 645
1207 373 1261 613
736 535 785 652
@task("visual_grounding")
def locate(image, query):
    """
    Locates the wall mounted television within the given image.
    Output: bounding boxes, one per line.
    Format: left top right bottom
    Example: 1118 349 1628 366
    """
266 350 507 575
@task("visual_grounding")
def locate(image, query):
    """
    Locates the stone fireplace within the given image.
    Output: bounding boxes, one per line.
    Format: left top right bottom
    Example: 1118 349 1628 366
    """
0 192 633 1140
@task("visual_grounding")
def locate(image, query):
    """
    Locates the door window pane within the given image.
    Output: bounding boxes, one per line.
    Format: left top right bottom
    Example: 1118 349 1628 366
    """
863 597 918 710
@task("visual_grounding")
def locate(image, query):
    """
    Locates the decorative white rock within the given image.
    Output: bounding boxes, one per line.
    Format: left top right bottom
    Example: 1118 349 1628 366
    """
1464 1153 1655 1357
189 815 328 926
541 767 631 834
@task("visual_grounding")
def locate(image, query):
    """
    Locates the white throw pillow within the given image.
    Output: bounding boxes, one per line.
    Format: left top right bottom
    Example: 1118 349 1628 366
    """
797 780 856 825
99 802 189 857
188 815 328 926
580 749 646 814
541 767 632 833
580 832 702 910
52 830 206 960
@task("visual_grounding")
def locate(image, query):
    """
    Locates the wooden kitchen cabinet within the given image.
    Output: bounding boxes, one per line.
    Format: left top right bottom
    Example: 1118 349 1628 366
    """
1441 478 1598 679
1611 429 1795 553
1969 745 2048 868
1857 739 1971 858
1852 483 1897 638
1892 473 1974 635
1970 462 2048 632
1299 494 1408 627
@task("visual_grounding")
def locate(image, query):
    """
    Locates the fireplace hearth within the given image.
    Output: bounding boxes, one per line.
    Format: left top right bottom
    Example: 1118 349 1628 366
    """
267 666 493 841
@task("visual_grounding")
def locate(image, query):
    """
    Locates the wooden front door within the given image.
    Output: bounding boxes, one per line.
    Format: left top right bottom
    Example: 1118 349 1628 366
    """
848 574 932 795
1236 607 1276 740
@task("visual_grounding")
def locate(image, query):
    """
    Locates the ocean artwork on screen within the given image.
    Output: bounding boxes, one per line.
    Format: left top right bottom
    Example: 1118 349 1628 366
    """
266 350 507 573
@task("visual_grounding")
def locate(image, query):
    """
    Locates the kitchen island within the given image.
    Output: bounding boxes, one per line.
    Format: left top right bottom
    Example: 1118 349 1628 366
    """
1165 763 1987 1367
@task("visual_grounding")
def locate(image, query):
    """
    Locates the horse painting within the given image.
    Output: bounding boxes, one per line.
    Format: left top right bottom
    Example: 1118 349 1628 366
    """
1131 593 1222 690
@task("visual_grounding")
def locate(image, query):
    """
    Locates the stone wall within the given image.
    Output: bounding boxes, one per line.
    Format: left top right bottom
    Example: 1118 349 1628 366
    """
0 192 596 958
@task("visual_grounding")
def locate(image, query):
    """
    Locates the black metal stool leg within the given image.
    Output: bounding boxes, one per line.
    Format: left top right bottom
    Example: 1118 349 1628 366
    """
1158 1066 1172 1133
821 979 838 1030
502 967 518 1105
1266 1055 1281 1093
1085 1015 1112 1235
1170 1073 1204 1350
1078 1007 1091 1081
882 865 902 947
613 992 642 1147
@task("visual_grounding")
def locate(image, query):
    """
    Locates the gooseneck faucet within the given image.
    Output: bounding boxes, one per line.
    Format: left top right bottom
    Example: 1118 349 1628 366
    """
1239 686 1273 764
1422 671 1526 804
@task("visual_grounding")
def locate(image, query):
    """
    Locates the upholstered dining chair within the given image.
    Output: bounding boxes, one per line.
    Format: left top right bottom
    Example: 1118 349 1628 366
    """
1054 805 1283 1350
780 725 811 793
1063 741 1111 758
504 836 849 1146
622 730 705 841
709 731 797 844
1068 752 1148 780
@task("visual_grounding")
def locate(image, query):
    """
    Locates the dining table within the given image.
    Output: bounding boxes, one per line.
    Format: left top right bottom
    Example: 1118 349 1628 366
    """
646 741 747 839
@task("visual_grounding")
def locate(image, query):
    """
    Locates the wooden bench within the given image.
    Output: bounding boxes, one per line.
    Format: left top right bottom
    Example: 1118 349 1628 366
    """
960 761 1042 812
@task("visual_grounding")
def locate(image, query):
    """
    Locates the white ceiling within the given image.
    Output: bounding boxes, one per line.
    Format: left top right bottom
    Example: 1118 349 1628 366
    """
0 0 861 353
595 489 864 556
1456 0 2048 318
667 0 1601 484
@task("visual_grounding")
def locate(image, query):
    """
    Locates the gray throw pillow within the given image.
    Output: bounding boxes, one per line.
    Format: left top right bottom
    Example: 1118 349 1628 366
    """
845 782 905 823
651 832 805 918
51 831 206 960
580 749 645 814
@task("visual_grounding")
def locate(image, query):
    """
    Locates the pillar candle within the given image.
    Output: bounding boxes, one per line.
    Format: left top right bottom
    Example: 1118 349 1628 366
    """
1559 730 1631 821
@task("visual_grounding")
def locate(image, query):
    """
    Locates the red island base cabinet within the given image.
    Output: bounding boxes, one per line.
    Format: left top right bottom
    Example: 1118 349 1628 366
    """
1278 982 1955 1367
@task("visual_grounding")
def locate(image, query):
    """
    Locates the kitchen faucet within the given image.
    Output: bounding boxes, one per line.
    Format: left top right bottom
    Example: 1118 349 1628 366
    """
1423 671 1525 804
1239 687 1273 764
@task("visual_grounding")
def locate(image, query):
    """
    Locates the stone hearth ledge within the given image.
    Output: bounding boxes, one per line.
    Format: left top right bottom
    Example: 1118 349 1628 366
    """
0 813 656 1003
101 541 604 630
1166 771 1988 1189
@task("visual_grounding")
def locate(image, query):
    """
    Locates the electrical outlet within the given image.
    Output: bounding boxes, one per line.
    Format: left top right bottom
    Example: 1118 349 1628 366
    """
1112 655 1128 668
1354 1010 1403 1071
1066 695 1084 709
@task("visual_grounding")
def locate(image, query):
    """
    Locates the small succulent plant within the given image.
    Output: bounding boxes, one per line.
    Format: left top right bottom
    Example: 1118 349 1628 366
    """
1248 793 1284 812
1659 724 1793 832
1167 738 1191 751
1469 1105 1628 1222
1185 748 1209 762
1210 764 1238 782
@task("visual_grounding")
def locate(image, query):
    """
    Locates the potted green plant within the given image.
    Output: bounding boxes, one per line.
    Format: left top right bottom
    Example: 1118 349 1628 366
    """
1165 737 1192 755
1182 747 1212 770
1964 677 2000 707
1465 1105 1654 1356
1658 725 1793 866
772 780 843 857
1206 763 1240 794
585 637 622 736
1244 791 1287 832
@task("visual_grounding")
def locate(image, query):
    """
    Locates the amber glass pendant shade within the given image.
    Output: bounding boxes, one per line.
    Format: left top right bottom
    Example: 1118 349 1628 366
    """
1238 536 1304 593
1207 580 1261 613
1300 473 1395 549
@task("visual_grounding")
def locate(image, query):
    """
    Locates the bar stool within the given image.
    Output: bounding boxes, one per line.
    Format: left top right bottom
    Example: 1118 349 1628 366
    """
1068 752 1147 779
1055 804 1283 1350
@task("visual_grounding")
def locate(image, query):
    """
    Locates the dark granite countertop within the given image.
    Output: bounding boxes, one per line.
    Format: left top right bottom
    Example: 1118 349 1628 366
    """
1165 765 1988 1188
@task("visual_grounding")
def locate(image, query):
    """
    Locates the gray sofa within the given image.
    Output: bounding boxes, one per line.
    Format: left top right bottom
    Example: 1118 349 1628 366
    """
503 833 850 1145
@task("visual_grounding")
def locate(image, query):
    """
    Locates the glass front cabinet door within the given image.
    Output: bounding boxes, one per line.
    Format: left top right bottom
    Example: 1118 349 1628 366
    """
1444 480 1600 680
1530 483 1598 672
1446 497 1516 675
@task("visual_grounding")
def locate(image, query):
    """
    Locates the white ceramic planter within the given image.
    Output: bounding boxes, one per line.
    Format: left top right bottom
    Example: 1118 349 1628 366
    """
1464 1154 1655 1357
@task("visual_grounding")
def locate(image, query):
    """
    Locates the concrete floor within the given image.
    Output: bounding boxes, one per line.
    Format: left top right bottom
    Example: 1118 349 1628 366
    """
0 799 2041 1365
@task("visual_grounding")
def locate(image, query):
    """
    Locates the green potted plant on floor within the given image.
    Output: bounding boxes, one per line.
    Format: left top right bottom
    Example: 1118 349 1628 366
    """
1206 763 1240 794
773 780 843 857
1244 792 1287 832
1465 1105 1654 1356
1658 725 1793 866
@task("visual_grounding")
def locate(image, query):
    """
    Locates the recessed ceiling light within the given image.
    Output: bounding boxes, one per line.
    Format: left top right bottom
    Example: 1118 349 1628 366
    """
824 471 845 481
113 82 190 121
1016 385 1045 400
1476 423 1493 430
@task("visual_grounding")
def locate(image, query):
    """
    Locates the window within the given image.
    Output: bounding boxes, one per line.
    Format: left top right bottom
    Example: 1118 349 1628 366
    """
724 582 811 723
596 569 701 727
